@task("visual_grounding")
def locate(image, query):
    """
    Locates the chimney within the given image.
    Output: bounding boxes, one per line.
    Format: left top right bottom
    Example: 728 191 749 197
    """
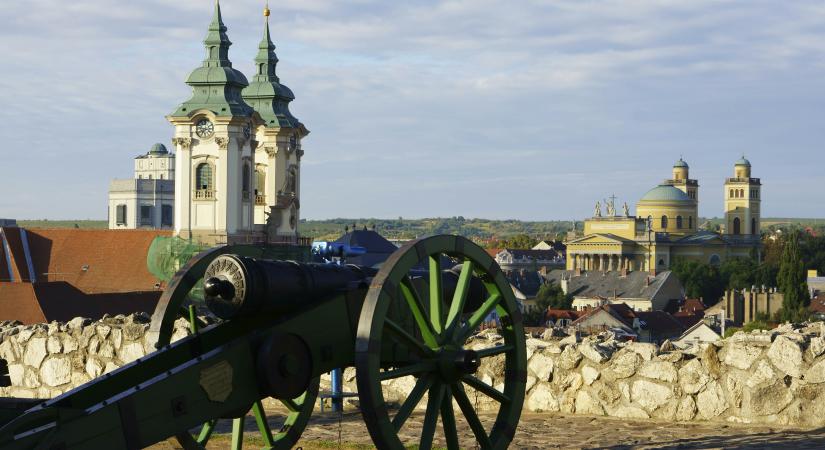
645 276 650 287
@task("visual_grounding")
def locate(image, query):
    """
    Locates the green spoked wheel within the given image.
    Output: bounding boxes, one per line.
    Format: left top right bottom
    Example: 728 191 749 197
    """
149 245 319 450
355 235 526 450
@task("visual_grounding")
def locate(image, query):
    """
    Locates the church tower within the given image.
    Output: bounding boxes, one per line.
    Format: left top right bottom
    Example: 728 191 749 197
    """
723 156 761 237
167 1 258 245
242 4 308 240
668 158 699 202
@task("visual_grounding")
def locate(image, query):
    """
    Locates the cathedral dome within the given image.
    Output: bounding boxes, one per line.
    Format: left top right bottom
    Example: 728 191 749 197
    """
735 156 751 166
148 143 169 155
639 185 692 202
673 158 689 168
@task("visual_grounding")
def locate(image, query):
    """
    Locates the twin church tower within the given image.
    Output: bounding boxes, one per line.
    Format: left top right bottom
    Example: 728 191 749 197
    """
169 1 305 244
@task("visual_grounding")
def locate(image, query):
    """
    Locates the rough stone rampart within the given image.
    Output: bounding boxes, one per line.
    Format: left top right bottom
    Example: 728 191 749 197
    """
3 316 825 428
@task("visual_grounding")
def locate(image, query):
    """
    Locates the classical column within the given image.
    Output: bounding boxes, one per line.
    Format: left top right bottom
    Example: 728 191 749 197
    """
607 254 614 271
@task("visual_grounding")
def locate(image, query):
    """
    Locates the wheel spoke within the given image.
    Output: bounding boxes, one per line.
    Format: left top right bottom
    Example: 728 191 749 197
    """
400 278 439 348
252 400 276 446
429 255 444 334
452 383 492 450
441 385 460 450
392 374 434 432
461 374 510 404
460 292 502 340
445 260 473 333
231 416 245 450
280 398 300 412
379 360 437 381
195 420 216 443
385 318 434 356
420 382 446 450
475 344 514 358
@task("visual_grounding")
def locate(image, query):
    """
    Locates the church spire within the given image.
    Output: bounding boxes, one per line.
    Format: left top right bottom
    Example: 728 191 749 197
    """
169 0 253 118
242 3 305 130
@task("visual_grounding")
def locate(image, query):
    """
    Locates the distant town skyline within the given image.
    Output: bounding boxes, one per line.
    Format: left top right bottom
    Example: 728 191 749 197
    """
1 1 824 221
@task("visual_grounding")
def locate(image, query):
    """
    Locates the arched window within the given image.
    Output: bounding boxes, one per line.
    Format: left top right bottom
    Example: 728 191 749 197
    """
739 189 744 198
676 216 683 229
196 163 213 190
661 215 668 229
729 189 734 198
148 174 152 180
688 216 693 229
709 254 721 267
752 218 757 235
255 170 266 204
733 217 741 235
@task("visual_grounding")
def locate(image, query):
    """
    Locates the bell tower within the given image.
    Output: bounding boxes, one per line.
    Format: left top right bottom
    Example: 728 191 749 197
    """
723 156 761 237
242 4 309 240
167 0 259 245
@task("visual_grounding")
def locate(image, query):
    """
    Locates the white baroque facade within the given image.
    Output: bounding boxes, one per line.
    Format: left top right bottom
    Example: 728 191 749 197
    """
108 144 175 230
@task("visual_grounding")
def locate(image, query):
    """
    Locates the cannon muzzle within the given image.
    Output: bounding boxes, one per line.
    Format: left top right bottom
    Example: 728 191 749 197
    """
203 255 373 319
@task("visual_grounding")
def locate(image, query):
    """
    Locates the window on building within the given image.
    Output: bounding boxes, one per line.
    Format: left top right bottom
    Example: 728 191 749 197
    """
140 205 153 226
160 174 164 180
196 163 213 191
739 189 744 198
729 189 734 198
709 254 721 266
148 174 152 180
752 218 757 235
661 215 668 229
688 216 693 229
116 204 127 225
676 216 683 229
161 205 173 227
733 217 741 235
255 170 266 205
242 163 250 196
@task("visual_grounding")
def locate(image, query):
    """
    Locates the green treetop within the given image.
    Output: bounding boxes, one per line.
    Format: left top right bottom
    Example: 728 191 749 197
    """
170 0 254 118
778 232 810 322
242 5 303 129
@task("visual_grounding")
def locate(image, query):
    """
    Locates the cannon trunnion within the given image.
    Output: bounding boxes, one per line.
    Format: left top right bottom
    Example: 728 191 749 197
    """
0 235 526 450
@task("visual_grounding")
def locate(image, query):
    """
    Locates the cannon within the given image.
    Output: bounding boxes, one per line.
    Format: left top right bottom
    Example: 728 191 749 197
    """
0 235 526 449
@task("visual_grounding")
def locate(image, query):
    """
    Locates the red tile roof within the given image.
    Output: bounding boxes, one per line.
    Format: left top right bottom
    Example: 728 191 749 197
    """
545 309 581 322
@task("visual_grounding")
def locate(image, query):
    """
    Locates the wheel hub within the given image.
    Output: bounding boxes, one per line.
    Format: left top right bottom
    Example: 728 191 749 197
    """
436 348 480 382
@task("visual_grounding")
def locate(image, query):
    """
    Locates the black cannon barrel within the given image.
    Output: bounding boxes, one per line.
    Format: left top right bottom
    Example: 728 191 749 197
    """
203 255 374 319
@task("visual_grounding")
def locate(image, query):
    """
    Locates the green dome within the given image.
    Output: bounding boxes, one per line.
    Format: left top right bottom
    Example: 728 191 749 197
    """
148 143 168 155
673 158 689 168
735 156 751 166
640 185 692 202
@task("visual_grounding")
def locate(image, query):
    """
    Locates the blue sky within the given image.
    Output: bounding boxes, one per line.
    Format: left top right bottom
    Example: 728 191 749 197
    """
1 0 824 221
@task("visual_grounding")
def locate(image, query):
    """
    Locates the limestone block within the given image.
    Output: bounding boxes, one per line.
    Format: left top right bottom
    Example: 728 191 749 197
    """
118 342 145 364
579 341 612 364
23 338 47 368
526 383 559 412
696 380 728 419
582 365 600 386
86 358 103 378
678 359 710 394
592 380 620 405
557 345 582 370
528 352 554 381
41 357 72 387
7 363 24 385
556 372 583 393
525 375 537 393
610 405 649 419
71 372 90 387
626 342 658 361
726 372 744 408
16 329 35 344
723 343 762 370
123 323 147 341
67 317 91 330
729 331 773 346
701 344 722 380
610 350 640 379
96 325 111 340
575 390 604 415
88 336 100 354
767 336 803 378
111 328 122 350
676 395 697 421
558 334 579 348
631 380 672 412
639 360 678 383
804 359 825 384
104 362 119 374
746 360 776 388
619 381 630 402
61 336 78 354
343 367 356 382
652 397 677 420
746 380 793 416
46 336 62 354
0 339 18 363
810 335 825 358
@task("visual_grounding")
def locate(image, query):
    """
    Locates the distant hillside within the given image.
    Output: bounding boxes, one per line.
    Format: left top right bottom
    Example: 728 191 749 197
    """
18 220 108 229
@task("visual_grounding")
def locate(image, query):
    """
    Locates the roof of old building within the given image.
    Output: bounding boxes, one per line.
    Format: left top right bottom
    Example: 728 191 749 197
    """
334 228 398 267
572 303 685 335
639 184 692 202
499 249 561 260
544 269 676 300
505 270 544 298
545 308 581 322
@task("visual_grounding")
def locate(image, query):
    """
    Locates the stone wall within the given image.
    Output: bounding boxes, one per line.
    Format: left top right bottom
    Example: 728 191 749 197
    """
0 314 190 399
4 315 825 428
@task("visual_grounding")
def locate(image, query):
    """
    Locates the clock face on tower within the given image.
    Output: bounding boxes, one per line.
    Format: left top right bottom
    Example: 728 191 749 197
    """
195 119 214 138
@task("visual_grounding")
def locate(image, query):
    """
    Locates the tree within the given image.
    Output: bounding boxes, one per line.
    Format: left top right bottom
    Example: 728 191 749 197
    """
777 232 810 322
525 282 572 325
670 259 724 303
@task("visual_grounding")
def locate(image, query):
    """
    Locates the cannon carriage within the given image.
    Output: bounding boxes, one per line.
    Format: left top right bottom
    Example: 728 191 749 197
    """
0 235 526 449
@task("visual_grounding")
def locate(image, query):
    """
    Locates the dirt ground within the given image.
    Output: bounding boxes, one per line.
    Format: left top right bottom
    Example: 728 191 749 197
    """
147 407 825 449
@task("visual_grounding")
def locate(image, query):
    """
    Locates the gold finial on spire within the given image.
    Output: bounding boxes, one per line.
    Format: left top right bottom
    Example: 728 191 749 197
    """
264 2 270 17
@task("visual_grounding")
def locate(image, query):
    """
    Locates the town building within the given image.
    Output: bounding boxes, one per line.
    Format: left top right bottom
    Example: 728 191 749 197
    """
672 321 721 350
495 248 565 272
566 158 762 273
723 288 783 326
544 269 683 312
108 143 175 230
167 2 307 245
570 303 685 344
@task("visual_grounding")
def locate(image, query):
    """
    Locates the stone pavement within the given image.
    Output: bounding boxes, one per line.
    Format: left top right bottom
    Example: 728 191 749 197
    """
291 410 825 449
